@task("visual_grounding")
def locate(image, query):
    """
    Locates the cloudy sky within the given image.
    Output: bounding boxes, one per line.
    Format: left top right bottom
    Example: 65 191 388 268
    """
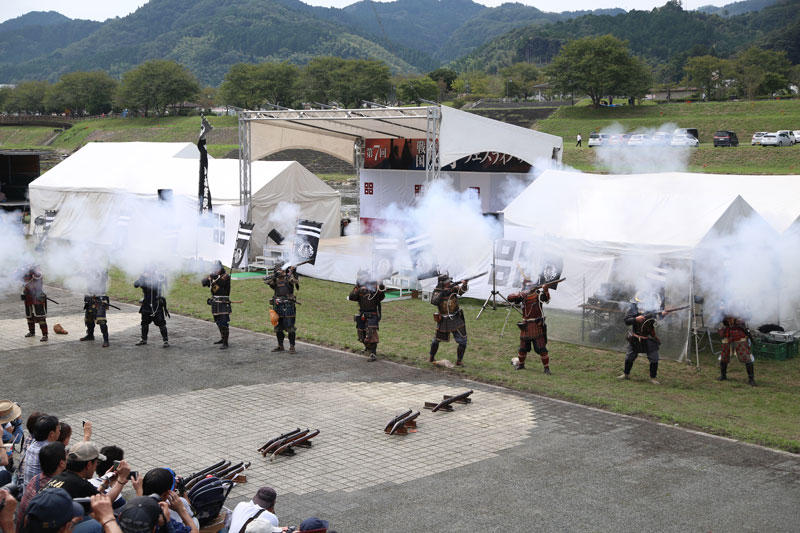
1 0 733 23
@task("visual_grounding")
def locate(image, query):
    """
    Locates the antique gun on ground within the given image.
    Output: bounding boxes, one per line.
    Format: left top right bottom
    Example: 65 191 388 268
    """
269 429 319 462
383 410 412 432
218 461 250 481
386 411 420 435
424 389 473 412
184 460 231 490
258 428 301 453
260 429 310 457
182 460 226 486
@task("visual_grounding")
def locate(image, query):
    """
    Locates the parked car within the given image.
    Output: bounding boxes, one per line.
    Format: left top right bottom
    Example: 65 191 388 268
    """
588 133 608 147
673 127 699 140
607 134 625 146
713 130 738 147
751 132 767 145
793 130 800 143
670 134 699 147
627 134 651 146
651 131 672 145
777 130 796 145
760 132 792 146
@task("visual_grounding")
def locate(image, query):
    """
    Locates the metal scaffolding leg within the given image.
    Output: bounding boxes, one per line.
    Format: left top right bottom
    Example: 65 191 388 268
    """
425 106 440 183
238 115 252 223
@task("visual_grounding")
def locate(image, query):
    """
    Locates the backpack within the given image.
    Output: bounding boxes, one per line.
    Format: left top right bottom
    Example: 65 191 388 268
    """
186 476 233 527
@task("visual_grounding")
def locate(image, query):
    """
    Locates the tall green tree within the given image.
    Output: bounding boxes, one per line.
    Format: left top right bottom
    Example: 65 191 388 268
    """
7 81 51 113
300 57 390 107
684 55 726 100
45 71 117 115
546 35 652 108
117 60 199 116
396 76 438 104
733 47 792 99
499 63 540 98
0 86 12 112
219 62 299 109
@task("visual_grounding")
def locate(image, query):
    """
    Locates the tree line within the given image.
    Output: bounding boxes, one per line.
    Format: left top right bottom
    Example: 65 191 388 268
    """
0 39 797 116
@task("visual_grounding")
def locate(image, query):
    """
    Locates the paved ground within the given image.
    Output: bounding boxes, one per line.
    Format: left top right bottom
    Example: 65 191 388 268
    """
4 287 800 532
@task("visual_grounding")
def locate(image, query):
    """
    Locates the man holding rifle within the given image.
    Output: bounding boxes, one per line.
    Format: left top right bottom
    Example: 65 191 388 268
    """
718 313 756 386
81 268 112 348
618 297 685 384
202 261 232 349
429 273 470 366
265 263 302 354
134 267 169 348
21 265 49 342
349 269 385 362
507 276 558 374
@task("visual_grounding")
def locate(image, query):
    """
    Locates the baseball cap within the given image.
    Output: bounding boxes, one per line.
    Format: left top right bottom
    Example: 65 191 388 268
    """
299 517 329 532
252 487 276 509
117 497 162 533
67 441 106 462
25 488 84 531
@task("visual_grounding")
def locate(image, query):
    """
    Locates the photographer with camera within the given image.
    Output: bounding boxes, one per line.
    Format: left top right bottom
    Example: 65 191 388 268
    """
140 468 197 533
46 443 131 504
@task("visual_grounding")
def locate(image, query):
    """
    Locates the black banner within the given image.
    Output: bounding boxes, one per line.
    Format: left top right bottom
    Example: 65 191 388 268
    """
198 116 213 214
231 221 255 269
294 220 323 265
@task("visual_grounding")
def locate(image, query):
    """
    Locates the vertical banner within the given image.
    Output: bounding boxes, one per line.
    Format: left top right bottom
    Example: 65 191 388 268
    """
294 220 323 265
35 209 58 250
231 221 255 269
198 116 213 214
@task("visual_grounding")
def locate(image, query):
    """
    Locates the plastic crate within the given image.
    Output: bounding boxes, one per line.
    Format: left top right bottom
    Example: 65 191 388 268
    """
752 338 797 360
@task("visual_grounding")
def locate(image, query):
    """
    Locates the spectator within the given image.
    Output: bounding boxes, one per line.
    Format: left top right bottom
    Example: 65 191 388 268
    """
56 424 71 448
0 489 17 533
228 487 278 533
23 415 59 487
576 133 582 147
16 442 67 533
298 517 331 532
89 495 123 533
0 401 23 477
21 488 83 533
16 412 43 478
116 496 164 533
90 447 127 509
243 521 279 533
140 469 197 533
46 442 130 504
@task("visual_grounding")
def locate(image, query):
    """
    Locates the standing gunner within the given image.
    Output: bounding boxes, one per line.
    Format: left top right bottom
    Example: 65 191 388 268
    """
618 297 667 384
266 265 299 354
349 269 385 362
507 277 552 374
21 266 48 342
134 267 169 348
81 268 111 347
429 274 469 366
203 261 231 349
718 313 756 386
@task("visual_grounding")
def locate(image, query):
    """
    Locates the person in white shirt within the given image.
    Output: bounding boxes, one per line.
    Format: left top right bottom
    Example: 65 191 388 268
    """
228 487 279 533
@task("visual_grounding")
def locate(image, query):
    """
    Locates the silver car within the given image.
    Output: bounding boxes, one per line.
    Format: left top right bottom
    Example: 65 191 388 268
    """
760 132 792 147
777 130 796 145
670 134 699 147
751 132 767 145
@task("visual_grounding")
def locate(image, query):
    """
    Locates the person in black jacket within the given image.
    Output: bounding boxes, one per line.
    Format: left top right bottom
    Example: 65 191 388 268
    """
134 268 169 348
618 299 664 384
348 270 385 362
202 261 231 349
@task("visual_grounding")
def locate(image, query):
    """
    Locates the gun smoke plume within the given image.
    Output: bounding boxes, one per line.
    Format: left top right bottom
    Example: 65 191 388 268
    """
595 122 692 174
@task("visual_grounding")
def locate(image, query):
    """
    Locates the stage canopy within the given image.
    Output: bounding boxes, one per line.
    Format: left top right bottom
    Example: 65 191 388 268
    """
242 105 563 170
28 142 339 265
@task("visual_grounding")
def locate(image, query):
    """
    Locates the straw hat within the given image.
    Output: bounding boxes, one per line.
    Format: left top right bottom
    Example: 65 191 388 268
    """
0 400 22 424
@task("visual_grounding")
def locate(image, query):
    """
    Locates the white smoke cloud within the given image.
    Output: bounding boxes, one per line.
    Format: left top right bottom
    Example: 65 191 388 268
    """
594 122 692 174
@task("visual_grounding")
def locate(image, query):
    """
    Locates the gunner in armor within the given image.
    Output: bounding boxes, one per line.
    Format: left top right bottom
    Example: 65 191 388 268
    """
202 261 231 349
22 266 48 342
134 267 169 348
619 297 664 384
266 265 299 353
718 314 756 386
349 269 385 362
507 277 552 374
81 268 111 347
429 274 469 366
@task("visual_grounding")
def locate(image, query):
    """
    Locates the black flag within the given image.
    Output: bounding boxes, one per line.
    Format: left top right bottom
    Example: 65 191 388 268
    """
198 116 213 214
231 221 255 269
293 220 323 265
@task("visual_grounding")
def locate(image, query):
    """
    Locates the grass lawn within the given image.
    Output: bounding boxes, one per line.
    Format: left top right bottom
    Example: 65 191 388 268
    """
107 269 800 453
0 126 59 147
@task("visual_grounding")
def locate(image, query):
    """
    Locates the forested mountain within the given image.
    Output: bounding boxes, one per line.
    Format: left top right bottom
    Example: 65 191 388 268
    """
697 0 780 17
454 0 800 72
0 0 793 85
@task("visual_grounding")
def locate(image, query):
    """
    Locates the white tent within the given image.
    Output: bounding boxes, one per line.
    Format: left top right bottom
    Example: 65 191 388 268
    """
468 169 797 361
28 142 340 265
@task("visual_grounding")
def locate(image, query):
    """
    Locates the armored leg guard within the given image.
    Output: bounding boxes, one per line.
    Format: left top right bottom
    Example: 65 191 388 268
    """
746 362 756 386
220 326 229 349
99 323 109 347
288 332 296 354
366 342 377 362
81 322 95 341
540 352 551 375
26 320 36 337
136 324 149 345
717 361 728 381
159 326 169 347
214 323 225 345
273 330 285 352
456 344 466 366
39 323 48 341
513 351 527 370
429 340 439 362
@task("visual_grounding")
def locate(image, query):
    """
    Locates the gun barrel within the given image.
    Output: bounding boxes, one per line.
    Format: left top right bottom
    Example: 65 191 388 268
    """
258 428 301 452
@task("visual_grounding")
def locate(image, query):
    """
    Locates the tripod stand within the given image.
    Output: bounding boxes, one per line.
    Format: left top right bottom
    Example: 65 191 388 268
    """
476 241 516 320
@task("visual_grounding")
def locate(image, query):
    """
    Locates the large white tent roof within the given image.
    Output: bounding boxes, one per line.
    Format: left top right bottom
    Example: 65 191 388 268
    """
503 169 800 250
244 105 563 168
